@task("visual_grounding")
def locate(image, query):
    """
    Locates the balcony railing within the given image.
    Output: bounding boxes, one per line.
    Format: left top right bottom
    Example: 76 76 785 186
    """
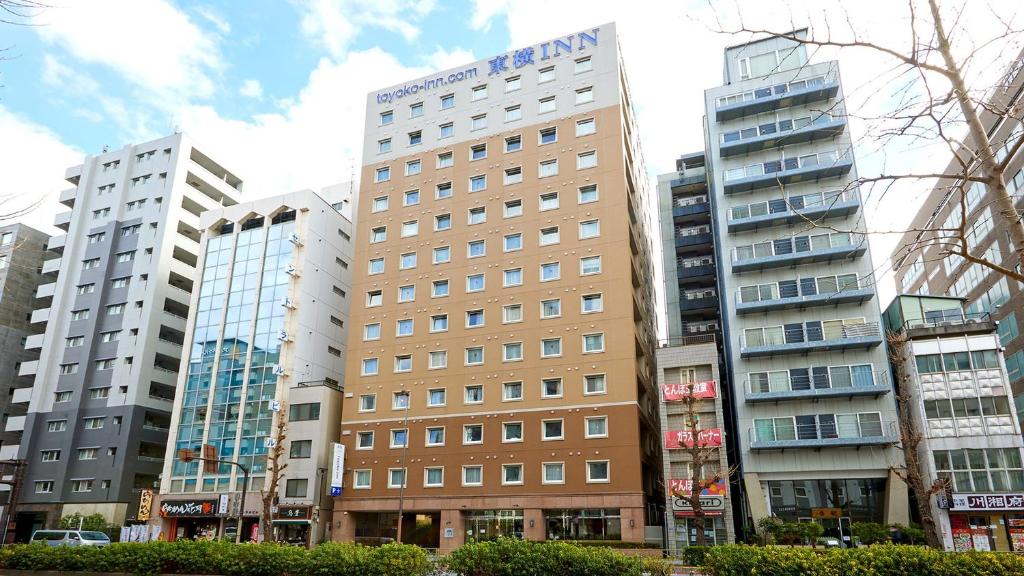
715 71 839 121
681 296 719 311
720 113 847 158
750 419 898 450
732 233 866 273
727 189 861 232
735 279 875 314
677 262 716 281
745 370 891 403
722 151 853 195
740 321 883 358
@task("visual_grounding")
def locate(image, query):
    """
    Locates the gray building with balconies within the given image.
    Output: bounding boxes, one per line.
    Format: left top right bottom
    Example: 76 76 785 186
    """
702 31 907 540
11 133 243 537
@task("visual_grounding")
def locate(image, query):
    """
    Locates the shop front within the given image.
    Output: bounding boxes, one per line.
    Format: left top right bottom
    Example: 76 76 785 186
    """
669 479 729 547
271 505 312 546
947 492 1024 551
160 499 221 541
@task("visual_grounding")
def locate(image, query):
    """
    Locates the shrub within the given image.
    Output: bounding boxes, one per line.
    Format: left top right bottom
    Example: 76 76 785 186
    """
642 556 672 576
851 522 892 545
445 537 644 576
678 545 709 566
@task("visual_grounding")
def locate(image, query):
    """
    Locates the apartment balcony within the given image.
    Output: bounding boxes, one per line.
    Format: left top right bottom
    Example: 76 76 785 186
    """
735 286 875 314
720 117 847 158
58 187 77 208
41 257 61 275
731 236 866 274
672 200 711 225
0 445 19 460
156 338 184 360
740 322 883 358
47 234 67 254
29 308 50 325
65 164 82 185
677 263 716 283
54 211 72 231
669 172 707 190
4 415 25 433
723 155 854 195
169 256 194 280
675 232 713 250
680 296 719 313
715 75 840 121
12 387 32 404
727 190 861 232
24 333 44 350
745 371 891 403
161 310 187 333
177 209 202 233
927 415 1019 438
749 420 897 451
17 360 38 377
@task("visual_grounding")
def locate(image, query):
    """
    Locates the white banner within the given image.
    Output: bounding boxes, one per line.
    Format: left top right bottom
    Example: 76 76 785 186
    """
331 443 345 489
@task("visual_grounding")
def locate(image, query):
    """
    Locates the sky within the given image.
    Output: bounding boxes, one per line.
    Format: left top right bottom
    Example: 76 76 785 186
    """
0 0 1021 332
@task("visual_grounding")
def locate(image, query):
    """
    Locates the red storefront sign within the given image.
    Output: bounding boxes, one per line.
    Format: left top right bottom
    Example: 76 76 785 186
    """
664 428 723 449
662 380 717 401
668 478 728 497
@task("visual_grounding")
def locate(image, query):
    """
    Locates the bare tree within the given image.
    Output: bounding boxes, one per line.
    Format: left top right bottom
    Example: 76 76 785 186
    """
260 404 288 543
0 0 48 25
886 330 948 549
719 0 1024 284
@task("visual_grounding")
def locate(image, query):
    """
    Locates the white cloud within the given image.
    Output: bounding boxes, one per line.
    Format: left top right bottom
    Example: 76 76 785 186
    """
33 0 222 102
0 106 83 235
423 46 476 70
239 79 264 100
296 0 438 59
195 6 231 35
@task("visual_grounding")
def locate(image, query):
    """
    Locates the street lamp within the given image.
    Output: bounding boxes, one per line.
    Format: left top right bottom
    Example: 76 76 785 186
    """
178 448 251 543
395 391 411 544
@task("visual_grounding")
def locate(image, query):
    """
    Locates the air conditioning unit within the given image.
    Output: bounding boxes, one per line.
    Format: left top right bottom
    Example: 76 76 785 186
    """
281 297 296 309
288 232 303 246
285 264 300 277
271 365 286 376
277 330 291 342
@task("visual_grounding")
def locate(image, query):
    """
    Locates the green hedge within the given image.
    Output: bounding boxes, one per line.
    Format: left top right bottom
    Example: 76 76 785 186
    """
0 540 430 576
703 544 1024 576
444 537 651 576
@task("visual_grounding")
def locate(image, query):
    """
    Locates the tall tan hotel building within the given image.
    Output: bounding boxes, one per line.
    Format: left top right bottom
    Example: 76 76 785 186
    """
333 23 662 550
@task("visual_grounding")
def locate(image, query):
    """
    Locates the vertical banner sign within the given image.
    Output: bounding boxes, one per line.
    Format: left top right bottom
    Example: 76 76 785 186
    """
218 494 229 515
664 428 723 449
662 380 717 401
137 489 154 521
330 443 345 496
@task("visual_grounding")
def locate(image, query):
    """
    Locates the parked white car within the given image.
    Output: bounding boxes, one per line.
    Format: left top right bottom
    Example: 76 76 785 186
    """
30 530 111 547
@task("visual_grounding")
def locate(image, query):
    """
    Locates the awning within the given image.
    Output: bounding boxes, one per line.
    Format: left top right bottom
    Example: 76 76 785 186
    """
271 519 311 524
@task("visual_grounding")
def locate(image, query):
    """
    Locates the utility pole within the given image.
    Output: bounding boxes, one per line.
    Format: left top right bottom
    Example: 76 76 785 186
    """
395 391 411 544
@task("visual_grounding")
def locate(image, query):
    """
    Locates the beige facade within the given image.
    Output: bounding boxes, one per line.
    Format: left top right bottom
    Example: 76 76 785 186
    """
334 24 660 551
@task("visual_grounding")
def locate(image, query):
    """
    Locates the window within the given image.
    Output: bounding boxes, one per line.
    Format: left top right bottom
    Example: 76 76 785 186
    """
539 127 557 144
540 262 560 281
433 246 451 264
59 364 78 375
426 426 445 446
92 208 110 219
436 182 452 199
93 359 114 370
424 467 444 487
289 403 321 421
359 394 376 412
577 151 597 169
471 143 487 161
432 279 449 297
540 226 560 245
542 377 563 397
582 293 603 313
504 199 523 217
34 481 54 493
378 138 391 153
72 479 94 493
84 417 104 429
463 465 483 486
505 135 522 152
576 118 596 136
440 93 455 109
410 102 423 118
48 420 67 432
355 430 375 451
581 256 602 276
464 424 483 444
394 354 412 372
55 391 73 402
586 460 610 483
575 86 594 104
471 114 487 130
538 65 556 82
579 219 600 239
398 285 415 302
465 385 483 404
120 224 140 237
465 346 484 365
111 277 129 289
403 188 420 206
503 268 523 287
502 463 523 485
538 96 556 113
539 159 559 178
361 358 379 376
89 387 110 399
503 422 524 443
41 450 60 462
505 75 521 92
583 333 605 353
543 462 565 484
380 110 393 125
400 252 417 269
368 258 385 275
375 166 390 182
504 233 523 252
405 160 421 176
505 105 522 122
366 290 383 307
82 258 100 269
390 428 408 448
503 342 523 361
388 469 406 488
115 251 135 263
429 350 448 369
370 226 387 243
396 319 414 337
541 299 561 318
428 388 447 407
503 304 523 324
586 416 608 438
468 206 487 224
468 240 486 258
504 166 523 185
467 274 485 292
353 470 372 489
290 440 312 459
372 196 389 212
467 309 485 328
585 374 607 395
470 175 487 192
575 56 592 73
88 232 105 244
542 419 564 441
66 336 84 348
472 84 487 100
106 304 125 315
503 381 523 401
439 123 454 139
364 323 381 340
540 192 559 210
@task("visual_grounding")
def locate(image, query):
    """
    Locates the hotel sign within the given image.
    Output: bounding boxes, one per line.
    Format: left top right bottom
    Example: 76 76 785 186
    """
664 428 723 449
662 380 717 401
951 493 1024 511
